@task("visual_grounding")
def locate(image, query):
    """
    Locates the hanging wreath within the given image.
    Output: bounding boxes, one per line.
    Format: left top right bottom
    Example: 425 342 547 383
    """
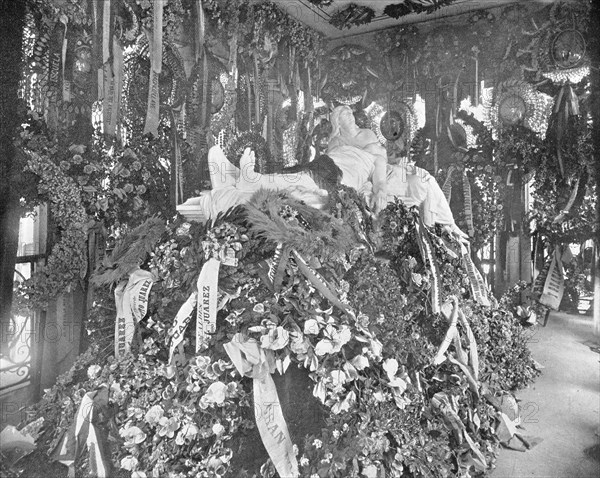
123 37 187 132
483 79 553 136
321 44 376 105
520 1 590 83
224 130 273 174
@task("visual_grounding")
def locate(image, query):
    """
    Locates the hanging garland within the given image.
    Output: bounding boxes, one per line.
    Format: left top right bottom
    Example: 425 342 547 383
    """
20 153 89 310
122 37 187 134
321 44 377 105
384 0 459 18
329 4 375 30
483 79 554 137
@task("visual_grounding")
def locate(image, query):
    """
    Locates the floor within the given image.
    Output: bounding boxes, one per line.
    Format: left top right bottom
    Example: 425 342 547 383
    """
492 311 600 478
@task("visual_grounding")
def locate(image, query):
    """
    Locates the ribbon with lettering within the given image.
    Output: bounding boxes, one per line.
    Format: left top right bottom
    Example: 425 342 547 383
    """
114 268 155 358
143 0 163 137
539 247 565 310
224 333 299 478
167 288 197 365
103 36 123 136
462 171 475 238
459 243 490 307
414 218 441 314
196 258 220 351
50 385 111 478
441 165 457 203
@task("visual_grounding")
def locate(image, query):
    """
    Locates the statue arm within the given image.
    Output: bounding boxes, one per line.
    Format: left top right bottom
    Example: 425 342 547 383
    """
359 131 388 213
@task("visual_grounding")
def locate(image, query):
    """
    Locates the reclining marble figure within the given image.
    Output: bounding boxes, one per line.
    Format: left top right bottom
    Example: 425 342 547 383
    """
177 141 467 242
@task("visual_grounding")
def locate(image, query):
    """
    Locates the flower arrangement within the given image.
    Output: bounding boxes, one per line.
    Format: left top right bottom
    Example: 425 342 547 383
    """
16 187 540 478
14 112 174 309
18 151 89 310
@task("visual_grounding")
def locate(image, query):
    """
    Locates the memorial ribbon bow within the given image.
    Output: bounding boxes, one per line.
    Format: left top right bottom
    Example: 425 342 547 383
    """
224 334 299 478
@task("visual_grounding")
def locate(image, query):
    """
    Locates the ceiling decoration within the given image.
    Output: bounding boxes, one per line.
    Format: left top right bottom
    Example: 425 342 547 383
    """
279 0 533 39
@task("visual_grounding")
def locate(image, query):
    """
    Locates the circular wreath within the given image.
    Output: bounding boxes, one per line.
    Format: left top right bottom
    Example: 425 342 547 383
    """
321 44 375 105
484 79 553 136
123 37 187 130
224 130 272 173
528 1 590 83
366 99 418 156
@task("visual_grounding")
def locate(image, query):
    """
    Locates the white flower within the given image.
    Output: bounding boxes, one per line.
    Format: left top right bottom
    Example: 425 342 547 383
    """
253 303 265 313
120 456 138 471
175 423 199 445
120 426 147 446
312 438 323 449
330 370 347 388
313 380 326 404
351 355 369 371
383 358 399 380
314 325 351 356
87 364 101 379
332 429 341 439
300 456 309 467
144 405 164 425
260 326 290 350
362 464 379 478
303 318 320 335
212 423 225 436
201 381 228 406
373 391 386 402
132 472 147 478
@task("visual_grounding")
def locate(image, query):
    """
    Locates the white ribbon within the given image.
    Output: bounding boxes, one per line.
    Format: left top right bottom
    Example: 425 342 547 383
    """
539 247 565 310
224 333 299 478
196 258 220 352
459 243 490 307
143 0 163 136
114 268 155 358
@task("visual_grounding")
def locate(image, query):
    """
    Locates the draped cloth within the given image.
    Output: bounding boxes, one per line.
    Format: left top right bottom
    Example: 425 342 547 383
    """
327 145 457 227
178 145 457 228
177 146 328 221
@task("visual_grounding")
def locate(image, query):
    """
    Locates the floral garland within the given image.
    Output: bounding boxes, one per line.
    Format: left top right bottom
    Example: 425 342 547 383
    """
329 4 375 30
16 189 541 478
20 152 89 310
384 0 459 18
204 0 324 64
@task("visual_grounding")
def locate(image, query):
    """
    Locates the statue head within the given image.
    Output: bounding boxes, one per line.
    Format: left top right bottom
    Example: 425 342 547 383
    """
329 105 355 141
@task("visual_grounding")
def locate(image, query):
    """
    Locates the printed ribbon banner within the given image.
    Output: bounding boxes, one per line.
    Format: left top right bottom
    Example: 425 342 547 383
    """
114 268 155 358
462 171 475 238
50 385 111 478
168 257 223 364
459 243 490 307
224 333 299 478
196 258 220 352
167 288 197 365
539 247 565 310
143 0 163 137
441 165 457 203
414 219 441 314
